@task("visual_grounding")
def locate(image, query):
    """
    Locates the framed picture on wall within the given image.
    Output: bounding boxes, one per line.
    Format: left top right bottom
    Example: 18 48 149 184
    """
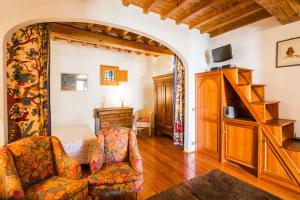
61 73 88 91
100 65 119 86
276 37 300 68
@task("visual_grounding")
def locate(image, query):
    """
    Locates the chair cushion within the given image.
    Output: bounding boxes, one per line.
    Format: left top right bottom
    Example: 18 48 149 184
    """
136 121 151 128
102 128 130 164
89 180 143 197
25 176 88 200
88 162 142 186
137 117 150 122
7 136 55 188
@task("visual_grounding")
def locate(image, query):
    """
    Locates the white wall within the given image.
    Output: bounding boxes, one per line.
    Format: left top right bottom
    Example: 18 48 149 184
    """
211 18 300 137
0 0 210 151
50 40 172 131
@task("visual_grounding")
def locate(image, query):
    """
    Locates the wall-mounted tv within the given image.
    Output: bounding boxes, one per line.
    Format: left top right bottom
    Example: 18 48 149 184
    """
212 44 233 63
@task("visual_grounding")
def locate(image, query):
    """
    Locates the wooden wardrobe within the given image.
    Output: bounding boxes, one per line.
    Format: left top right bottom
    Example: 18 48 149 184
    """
153 74 174 137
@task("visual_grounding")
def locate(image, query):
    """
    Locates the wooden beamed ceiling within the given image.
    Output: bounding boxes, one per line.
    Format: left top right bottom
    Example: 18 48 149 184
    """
50 22 173 57
122 0 300 37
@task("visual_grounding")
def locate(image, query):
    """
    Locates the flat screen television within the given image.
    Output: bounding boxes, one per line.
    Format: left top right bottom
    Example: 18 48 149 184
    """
212 44 232 63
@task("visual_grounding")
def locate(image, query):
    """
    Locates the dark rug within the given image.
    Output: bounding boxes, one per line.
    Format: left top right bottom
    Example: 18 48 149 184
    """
147 169 280 200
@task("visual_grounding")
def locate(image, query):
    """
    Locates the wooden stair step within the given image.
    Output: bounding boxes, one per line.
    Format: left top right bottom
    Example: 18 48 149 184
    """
266 119 296 127
236 84 266 87
283 139 300 173
237 67 253 72
266 119 295 146
251 101 279 123
251 84 265 103
252 84 266 87
251 101 280 105
283 139 300 152
224 67 253 85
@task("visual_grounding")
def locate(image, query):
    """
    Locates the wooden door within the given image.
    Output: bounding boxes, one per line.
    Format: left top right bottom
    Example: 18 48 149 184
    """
155 83 166 129
224 121 258 169
196 74 220 160
165 80 174 135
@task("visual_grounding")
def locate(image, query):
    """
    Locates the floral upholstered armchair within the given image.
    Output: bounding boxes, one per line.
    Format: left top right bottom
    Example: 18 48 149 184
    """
88 127 143 198
0 136 88 200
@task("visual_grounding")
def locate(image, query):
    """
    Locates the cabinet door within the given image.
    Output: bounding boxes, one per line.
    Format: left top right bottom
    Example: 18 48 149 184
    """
155 83 166 128
196 74 220 160
165 80 174 134
225 122 258 169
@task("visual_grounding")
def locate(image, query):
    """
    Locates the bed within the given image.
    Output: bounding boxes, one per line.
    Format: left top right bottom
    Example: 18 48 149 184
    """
52 125 97 164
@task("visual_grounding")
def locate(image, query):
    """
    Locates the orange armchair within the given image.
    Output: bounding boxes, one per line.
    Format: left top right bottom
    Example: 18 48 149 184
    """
88 127 143 198
0 136 88 200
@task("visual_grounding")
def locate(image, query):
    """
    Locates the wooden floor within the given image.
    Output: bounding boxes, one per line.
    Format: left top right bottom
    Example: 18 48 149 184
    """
101 132 300 200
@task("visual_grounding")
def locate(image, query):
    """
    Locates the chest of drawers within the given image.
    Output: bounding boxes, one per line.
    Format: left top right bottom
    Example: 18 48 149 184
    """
94 107 133 132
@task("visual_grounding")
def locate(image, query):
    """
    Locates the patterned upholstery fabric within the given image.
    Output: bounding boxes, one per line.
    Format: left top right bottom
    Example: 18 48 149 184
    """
89 180 143 197
7 136 55 188
101 127 129 164
90 134 104 173
0 147 25 199
88 162 142 185
0 136 88 200
25 176 88 200
129 129 143 173
51 136 82 180
89 128 143 197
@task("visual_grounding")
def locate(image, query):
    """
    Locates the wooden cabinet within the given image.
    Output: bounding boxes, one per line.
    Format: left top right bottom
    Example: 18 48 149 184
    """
94 107 133 132
153 74 173 137
224 118 258 170
195 68 300 193
259 133 298 188
196 72 221 160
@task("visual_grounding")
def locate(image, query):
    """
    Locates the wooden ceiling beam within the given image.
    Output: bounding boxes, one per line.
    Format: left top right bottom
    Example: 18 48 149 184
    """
87 23 94 30
188 0 250 29
200 3 263 33
161 0 192 20
209 8 271 37
50 23 173 56
104 26 113 33
122 0 130 7
176 0 218 25
147 39 154 45
136 35 143 42
121 30 129 36
143 0 160 14
190 1 253 29
254 0 300 24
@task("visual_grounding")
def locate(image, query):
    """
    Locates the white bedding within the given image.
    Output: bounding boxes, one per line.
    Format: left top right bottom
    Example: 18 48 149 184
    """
52 125 96 164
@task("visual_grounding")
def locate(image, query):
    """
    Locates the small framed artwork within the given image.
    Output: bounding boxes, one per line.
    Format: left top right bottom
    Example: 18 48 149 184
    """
100 65 119 86
276 37 300 68
61 73 88 91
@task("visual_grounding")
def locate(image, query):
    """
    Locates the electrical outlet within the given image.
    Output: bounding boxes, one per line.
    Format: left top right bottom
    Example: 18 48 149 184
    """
192 107 195 111
192 141 195 145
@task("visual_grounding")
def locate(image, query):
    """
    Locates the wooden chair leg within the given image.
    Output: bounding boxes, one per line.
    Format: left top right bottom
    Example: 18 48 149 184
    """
148 127 151 136
136 192 138 200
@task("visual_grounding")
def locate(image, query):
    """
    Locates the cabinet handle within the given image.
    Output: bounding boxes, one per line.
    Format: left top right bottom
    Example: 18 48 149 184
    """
264 139 269 144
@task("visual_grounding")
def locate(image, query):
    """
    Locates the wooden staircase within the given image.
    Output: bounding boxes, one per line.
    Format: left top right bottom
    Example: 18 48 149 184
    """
223 67 300 191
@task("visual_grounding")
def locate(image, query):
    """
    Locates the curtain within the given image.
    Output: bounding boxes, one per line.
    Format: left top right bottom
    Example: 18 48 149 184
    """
6 23 51 143
173 55 185 146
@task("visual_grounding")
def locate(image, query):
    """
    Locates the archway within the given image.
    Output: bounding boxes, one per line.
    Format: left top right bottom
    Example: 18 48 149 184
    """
2 19 189 148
